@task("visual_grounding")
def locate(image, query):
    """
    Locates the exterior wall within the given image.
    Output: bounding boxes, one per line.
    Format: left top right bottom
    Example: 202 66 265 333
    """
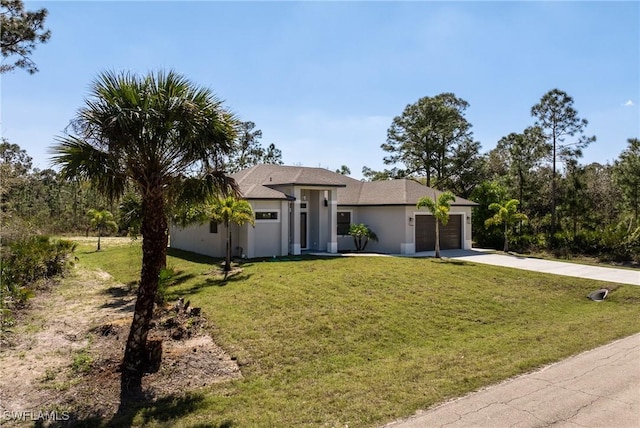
336 204 474 254
337 205 409 254
171 202 474 258
357 206 409 254
169 199 290 259
336 206 359 252
247 199 289 258
170 222 226 258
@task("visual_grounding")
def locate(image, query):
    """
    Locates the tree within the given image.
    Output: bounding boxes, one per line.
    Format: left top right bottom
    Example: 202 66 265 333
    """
348 223 378 251
51 70 238 388
382 93 482 191
209 196 254 273
485 199 528 253
613 138 640 222
495 126 548 211
225 121 283 173
86 208 118 251
416 191 456 258
470 180 509 249
531 89 595 235
335 165 351 176
118 192 142 238
0 0 51 74
361 165 406 181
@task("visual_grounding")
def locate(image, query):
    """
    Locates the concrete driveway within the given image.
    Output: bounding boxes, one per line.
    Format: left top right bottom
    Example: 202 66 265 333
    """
414 249 640 286
385 333 640 428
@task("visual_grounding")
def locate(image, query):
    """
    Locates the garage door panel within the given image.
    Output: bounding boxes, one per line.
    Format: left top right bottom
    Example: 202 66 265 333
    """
440 215 461 250
415 215 436 252
415 215 461 252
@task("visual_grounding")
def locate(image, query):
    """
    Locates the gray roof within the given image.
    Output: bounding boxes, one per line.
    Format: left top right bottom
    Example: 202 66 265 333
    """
231 165 478 206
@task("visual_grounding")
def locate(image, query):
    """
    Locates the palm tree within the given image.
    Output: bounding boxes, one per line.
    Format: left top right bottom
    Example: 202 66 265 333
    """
484 199 528 252
86 208 118 250
417 191 456 258
51 70 238 386
209 196 254 273
348 223 378 251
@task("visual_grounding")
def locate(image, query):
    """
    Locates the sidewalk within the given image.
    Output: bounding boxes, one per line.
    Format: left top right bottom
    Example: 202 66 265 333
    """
385 333 640 428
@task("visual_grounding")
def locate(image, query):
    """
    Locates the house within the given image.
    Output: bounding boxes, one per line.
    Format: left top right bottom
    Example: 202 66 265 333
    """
169 164 478 258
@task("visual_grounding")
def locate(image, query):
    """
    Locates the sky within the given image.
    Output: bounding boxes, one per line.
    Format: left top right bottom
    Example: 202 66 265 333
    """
2 1 639 180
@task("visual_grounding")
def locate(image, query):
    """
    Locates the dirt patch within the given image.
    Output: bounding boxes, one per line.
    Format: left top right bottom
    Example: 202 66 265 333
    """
0 267 241 426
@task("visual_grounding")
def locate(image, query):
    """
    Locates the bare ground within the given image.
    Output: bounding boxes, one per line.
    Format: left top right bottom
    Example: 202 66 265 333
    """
0 266 241 426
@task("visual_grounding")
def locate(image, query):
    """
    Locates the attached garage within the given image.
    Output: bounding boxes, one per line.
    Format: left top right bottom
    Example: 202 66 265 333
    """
415 214 462 252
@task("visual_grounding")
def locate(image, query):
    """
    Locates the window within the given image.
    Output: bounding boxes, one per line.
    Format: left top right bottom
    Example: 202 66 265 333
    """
337 211 351 235
255 211 278 220
209 221 218 233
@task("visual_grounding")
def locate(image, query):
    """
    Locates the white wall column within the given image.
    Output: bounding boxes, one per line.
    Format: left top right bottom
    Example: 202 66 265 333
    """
280 200 289 255
327 189 338 253
245 220 254 258
291 188 301 255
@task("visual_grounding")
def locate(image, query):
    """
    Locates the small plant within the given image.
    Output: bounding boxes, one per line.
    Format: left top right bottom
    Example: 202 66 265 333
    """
157 266 177 304
348 224 378 252
71 351 93 373
42 368 57 382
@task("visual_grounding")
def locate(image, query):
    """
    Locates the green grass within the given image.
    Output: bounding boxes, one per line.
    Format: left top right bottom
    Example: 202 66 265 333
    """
75 242 640 427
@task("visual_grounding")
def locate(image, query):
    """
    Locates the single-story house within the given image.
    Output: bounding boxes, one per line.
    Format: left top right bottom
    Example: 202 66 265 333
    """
170 164 478 258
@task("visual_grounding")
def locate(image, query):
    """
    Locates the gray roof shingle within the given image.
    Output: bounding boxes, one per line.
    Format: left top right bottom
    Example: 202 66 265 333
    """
231 165 478 206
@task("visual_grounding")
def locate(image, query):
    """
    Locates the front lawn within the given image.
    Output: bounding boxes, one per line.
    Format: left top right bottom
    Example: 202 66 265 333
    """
77 242 640 427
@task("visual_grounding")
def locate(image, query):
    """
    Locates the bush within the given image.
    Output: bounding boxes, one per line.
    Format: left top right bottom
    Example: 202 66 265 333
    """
510 233 546 253
600 221 640 263
1 235 76 306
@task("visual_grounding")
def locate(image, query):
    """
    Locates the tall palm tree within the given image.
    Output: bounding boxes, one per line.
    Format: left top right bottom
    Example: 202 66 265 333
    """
51 70 238 385
209 196 254 272
417 191 456 258
485 199 528 253
86 208 118 251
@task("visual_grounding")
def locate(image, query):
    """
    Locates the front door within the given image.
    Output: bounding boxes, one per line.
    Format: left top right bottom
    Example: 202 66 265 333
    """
300 212 307 249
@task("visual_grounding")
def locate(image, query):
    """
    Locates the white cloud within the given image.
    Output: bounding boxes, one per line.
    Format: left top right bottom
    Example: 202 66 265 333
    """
623 100 634 107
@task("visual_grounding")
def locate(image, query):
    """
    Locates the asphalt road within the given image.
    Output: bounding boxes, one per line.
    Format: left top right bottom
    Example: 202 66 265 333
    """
384 333 640 428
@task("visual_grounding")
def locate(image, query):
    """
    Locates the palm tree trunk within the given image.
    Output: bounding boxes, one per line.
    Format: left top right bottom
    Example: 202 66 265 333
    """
97 231 101 251
504 223 509 252
225 222 231 272
122 189 167 389
435 222 441 258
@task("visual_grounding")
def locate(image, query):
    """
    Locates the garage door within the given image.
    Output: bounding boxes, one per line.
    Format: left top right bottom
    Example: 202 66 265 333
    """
415 215 462 252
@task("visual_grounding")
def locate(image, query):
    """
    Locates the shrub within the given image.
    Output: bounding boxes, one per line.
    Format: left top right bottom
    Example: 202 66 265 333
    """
1 235 76 309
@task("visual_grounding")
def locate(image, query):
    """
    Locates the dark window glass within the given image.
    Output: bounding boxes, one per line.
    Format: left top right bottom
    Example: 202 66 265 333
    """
256 211 278 220
209 221 218 233
337 212 351 235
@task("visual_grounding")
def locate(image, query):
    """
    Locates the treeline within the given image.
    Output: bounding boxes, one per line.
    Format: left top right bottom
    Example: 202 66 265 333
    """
0 120 283 239
362 89 639 262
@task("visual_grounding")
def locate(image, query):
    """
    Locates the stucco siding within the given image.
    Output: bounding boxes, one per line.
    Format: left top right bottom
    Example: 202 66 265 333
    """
249 200 287 258
357 206 408 254
170 222 226 258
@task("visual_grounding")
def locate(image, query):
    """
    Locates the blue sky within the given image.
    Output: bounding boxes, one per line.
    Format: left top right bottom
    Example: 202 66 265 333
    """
2 1 638 180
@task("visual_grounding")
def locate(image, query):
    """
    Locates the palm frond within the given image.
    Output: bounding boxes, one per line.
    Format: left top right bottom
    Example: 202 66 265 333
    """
51 135 127 200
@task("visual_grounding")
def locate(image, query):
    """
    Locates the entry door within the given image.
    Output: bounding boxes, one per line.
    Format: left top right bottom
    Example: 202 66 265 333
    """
300 212 307 249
